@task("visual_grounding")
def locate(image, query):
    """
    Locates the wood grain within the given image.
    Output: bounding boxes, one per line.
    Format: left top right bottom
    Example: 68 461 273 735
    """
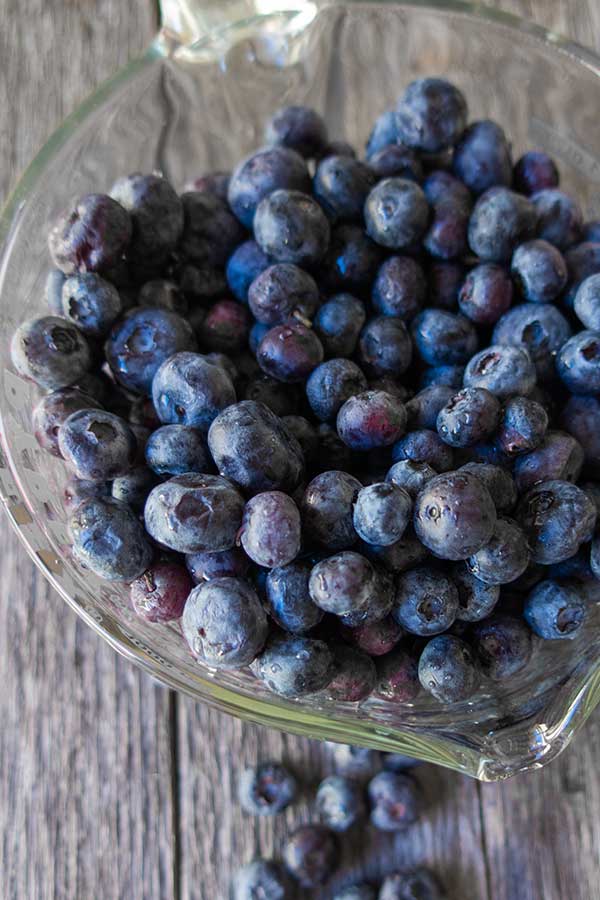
1 2 600 900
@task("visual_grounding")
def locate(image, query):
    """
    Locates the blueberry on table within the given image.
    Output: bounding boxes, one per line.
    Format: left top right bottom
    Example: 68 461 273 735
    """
248 262 319 325
392 566 458 635
467 516 529 585
144 473 244 553
468 187 536 262
60 272 122 338
48 192 132 275
254 189 330 267
463 344 536 399
327 743 382 780
457 263 513 325
197 299 250 355
32 387 102 457
513 150 559 195
185 548 250 584
343 614 403 657
151 351 235 433
364 178 429 250
411 309 478 366
436 387 500 448
513 431 584 494
458 462 517 513
265 105 328 158
524 579 587 641
337 390 407 451
367 770 422 831
560 395 600 477
396 78 468 152
418 634 479 703
182 576 267 669
138 278 188 315
386 459 437 498
109 173 183 263
111 465 157 512
316 774 366 830
358 316 413 377
532 188 583 250
492 302 572 383
391 428 454 473
326 644 377 702
313 293 367 357
144 424 209 476
516 479 596 564
333 885 377 900
129 562 192 623
11 315 92 390
283 824 339 888
228 146 311 229
58 409 136 480
308 551 379 619
376 647 420 702
238 762 297 816
471 614 533 680
510 239 568 304
306 358 368 423
372 255 427 320
369 144 423 182
104 307 196 395
226 239 271 303
252 634 336 697
314 155 376 222
413 471 497 560
353 482 412 546
556 329 600 395
233 859 292 900
497 396 548 456
208 401 304 493
240 491 301 568
406 385 455 430
452 120 512 195
265 560 323 634
69 497 153 582
379 867 447 900
451 562 500 622
366 109 401 158
257 320 324 383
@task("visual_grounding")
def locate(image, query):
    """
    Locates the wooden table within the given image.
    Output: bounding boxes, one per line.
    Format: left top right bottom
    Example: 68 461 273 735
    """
1 2 599 898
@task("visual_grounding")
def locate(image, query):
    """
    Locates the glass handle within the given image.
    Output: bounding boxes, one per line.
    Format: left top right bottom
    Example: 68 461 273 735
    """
159 0 317 46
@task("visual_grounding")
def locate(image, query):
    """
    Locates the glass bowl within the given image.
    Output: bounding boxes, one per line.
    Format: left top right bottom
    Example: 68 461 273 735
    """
1 0 600 781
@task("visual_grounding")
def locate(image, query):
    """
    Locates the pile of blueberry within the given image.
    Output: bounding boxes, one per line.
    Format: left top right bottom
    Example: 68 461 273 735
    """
234 743 443 899
13 77 600 709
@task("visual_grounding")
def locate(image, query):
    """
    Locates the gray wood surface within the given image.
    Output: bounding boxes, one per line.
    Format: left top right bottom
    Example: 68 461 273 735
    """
1 2 600 899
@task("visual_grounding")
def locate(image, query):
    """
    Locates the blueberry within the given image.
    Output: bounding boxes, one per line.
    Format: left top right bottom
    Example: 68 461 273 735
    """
248 263 319 326
233 859 291 900
283 824 339 888
451 562 499 621
265 105 327 158
314 155 376 222
511 239 568 304
109 173 182 263
184 170 230 199
366 109 400 158
353 482 412 546
238 762 297 815
339 566 394 628
452 120 512 194
367 770 422 831
467 516 529 585
327 743 382 780
309 551 379 619
358 316 413 377
414 471 496 560
513 151 559 195
386 459 437 498
471 614 532 680
129 562 192 623
564 241 600 305
48 193 132 275
560 395 600 476
281 415 319 463
333 885 376 900
69 496 153 581
248 322 270 356
243 374 299 417
144 473 244 552
306 359 367 423
112 466 157 511
364 178 429 250
423 183 471 260
396 78 467 152
418 634 479 702
420 363 465 389
254 189 330 267
182 576 267 668
492 302 572 382
145 424 208 476
265 560 323 633
516 479 596 564
337 390 407 451
316 774 366 830
393 566 458 635
375 647 420 702
379 868 446 900
524 579 586 641
458 462 517 512
406 385 455 430
513 431 584 493
63 477 111 513
532 188 583 250
369 145 423 182
573 273 600 330
59 272 122 339
313 293 367 357
411 309 478 366
105 307 196 394
252 634 336 697
319 223 384 294
463 344 536 399
458 264 513 325
427 260 465 311
150 351 235 435
468 187 536 262
372 256 426 320
391 429 454 472
138 278 187 315
186 548 250 584
436 387 500 447
240 491 301 568
226 240 271 303
197 300 250 355
556 329 600 395
228 146 311 228
11 315 92 390
58 409 136 480
497 396 548 456
46 269 66 313
32 387 101 457
342 614 403 657
208 401 304 493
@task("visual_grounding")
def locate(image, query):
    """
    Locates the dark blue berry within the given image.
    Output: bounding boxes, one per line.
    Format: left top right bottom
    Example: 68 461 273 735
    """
532 188 583 250
386 459 437 498
248 322 270 355
392 429 454 472
343 614 403 657
11 315 92 390
353 482 412 546
152 351 235 433
186 548 249 584
369 145 423 182
406 385 455 430
145 424 209 476
314 155 376 222
242 374 299 417
319 223 384 294
337 390 407 451
109 174 182 264
497 396 548 456
198 299 250 354
411 309 477 366
492 302 571 382
309 551 379 619
130 562 192 623
283 824 339 888
313 293 366 357
112 465 157 511
367 770 422 831
32 386 101 457
427 260 465 310
265 105 327 158
316 775 366 830
366 110 400 158
471 614 532 680
418 634 479 702
396 78 467 152
463 344 536 399
226 240 271 303
436 387 500 447
228 146 311 228
372 255 426 319
556 329 600 395
248 263 319 325
257 320 323 383
364 178 429 250
414 471 496 560
254 189 330 266
240 491 301 568
60 272 122 337
180 191 244 267
513 431 583 493
265 560 323 633
238 762 297 815
524 579 586 640
451 562 499 621
452 120 512 194
511 239 567 303
301 470 361 550
467 516 529 584
458 264 513 325
233 859 291 900
420 363 465 389
306 359 368 422
564 241 600 305
327 642 377 701
574 273 600 330
253 634 336 698
376 647 420 702
49 193 132 275
516 479 596 564
458 462 517 512
358 316 413 377
59 409 136 480
69 496 153 581
468 187 536 262
513 151 559 195
393 566 458 635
